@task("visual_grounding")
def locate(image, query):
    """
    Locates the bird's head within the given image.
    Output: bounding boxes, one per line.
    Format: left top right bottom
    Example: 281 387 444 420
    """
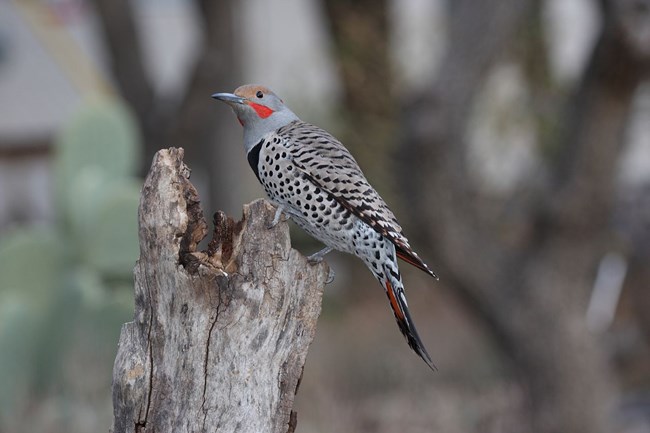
212 84 299 151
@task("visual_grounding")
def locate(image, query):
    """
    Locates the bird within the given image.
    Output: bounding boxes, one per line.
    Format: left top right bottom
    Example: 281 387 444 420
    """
212 84 438 370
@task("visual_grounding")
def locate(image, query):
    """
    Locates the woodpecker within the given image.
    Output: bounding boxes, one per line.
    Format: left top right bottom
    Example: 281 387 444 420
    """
212 84 438 370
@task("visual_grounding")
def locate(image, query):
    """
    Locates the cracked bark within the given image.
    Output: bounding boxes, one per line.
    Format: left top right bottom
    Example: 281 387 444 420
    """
111 148 328 433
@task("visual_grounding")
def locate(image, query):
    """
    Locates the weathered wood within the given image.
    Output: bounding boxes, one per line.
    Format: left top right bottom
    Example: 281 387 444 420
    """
111 147 328 433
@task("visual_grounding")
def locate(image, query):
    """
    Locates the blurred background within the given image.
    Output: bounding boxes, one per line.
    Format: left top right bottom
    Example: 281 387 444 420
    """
0 0 649 432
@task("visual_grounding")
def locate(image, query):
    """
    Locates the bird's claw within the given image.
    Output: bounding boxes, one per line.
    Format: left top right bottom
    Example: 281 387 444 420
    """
267 205 288 229
325 268 335 284
306 246 335 283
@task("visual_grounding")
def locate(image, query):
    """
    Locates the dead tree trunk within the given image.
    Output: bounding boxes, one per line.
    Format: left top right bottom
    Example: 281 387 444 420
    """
111 148 328 433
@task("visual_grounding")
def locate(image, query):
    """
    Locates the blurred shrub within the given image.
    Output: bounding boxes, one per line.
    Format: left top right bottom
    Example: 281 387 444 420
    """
0 99 141 432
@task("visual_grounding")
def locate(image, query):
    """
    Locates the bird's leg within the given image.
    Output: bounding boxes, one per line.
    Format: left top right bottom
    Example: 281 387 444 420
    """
267 204 288 229
307 246 333 264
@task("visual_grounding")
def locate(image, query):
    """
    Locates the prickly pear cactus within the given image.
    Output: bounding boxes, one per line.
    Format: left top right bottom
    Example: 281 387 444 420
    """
0 98 142 430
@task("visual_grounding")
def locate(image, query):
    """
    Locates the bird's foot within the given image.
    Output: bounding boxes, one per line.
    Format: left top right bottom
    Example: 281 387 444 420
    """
267 205 288 229
307 246 335 283
325 267 335 284
307 246 333 265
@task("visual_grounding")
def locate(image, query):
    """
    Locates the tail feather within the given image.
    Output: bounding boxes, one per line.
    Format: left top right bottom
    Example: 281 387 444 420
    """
395 246 438 280
384 277 437 371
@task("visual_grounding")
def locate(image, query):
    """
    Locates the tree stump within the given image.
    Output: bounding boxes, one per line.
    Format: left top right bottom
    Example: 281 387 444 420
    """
111 148 328 433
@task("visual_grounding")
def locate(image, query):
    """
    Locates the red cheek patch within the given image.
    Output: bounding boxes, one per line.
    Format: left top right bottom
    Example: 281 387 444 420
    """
247 102 274 119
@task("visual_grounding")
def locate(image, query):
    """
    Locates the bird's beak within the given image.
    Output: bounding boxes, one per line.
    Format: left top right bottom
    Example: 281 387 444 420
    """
211 93 246 105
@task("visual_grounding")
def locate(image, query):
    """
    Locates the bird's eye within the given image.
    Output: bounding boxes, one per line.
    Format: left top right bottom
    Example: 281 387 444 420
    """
256 91 263 98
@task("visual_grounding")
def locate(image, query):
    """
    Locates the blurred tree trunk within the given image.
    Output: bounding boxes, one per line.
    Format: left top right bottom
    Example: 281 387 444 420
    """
112 148 328 433
166 0 245 214
91 0 155 140
320 0 396 194
398 0 649 432
91 0 242 212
